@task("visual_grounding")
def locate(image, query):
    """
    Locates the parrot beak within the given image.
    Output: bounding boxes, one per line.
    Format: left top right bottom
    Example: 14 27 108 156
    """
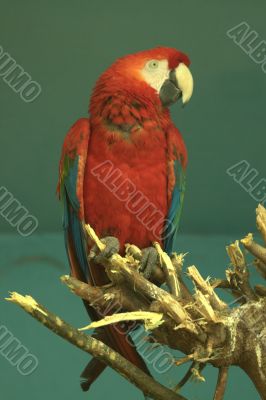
174 63 194 105
159 63 193 107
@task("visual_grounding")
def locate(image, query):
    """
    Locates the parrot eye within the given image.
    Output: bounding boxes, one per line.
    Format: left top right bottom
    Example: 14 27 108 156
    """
146 60 159 70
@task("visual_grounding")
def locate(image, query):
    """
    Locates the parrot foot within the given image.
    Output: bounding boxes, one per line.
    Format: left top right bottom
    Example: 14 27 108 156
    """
139 247 159 279
89 236 120 263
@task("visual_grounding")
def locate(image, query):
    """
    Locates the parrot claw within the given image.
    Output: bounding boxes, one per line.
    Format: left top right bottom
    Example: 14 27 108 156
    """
139 247 159 279
89 236 120 263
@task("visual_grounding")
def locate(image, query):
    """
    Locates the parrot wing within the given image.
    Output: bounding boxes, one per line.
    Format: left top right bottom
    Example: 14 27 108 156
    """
58 118 91 282
164 126 187 254
58 118 151 390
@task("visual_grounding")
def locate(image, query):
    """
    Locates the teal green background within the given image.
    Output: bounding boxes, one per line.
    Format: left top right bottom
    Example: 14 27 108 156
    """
0 1 265 399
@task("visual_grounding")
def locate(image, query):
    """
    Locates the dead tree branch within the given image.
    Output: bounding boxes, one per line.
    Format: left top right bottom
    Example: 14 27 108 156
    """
6 205 266 400
213 367 229 400
6 292 187 400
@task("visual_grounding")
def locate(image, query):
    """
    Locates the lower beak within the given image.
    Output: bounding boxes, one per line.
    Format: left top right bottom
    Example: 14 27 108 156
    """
159 63 193 107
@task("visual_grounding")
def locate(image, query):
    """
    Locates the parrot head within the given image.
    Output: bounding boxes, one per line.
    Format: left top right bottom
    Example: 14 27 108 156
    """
90 47 193 115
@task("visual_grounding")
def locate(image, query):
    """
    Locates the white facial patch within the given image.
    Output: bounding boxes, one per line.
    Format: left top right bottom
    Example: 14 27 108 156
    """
141 59 169 93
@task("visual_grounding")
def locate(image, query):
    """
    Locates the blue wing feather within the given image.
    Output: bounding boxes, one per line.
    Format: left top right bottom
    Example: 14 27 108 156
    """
164 160 186 255
62 156 90 280
64 156 80 212
65 198 90 280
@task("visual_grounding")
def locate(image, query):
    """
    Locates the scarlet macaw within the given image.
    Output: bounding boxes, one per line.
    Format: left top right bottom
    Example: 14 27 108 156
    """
58 47 193 390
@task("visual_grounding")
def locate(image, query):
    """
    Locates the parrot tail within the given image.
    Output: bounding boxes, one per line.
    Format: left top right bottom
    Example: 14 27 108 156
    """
80 324 151 392
65 224 152 391
80 357 106 391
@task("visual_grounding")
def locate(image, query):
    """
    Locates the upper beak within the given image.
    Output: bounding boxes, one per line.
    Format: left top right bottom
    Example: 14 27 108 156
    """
174 63 194 105
159 63 193 107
